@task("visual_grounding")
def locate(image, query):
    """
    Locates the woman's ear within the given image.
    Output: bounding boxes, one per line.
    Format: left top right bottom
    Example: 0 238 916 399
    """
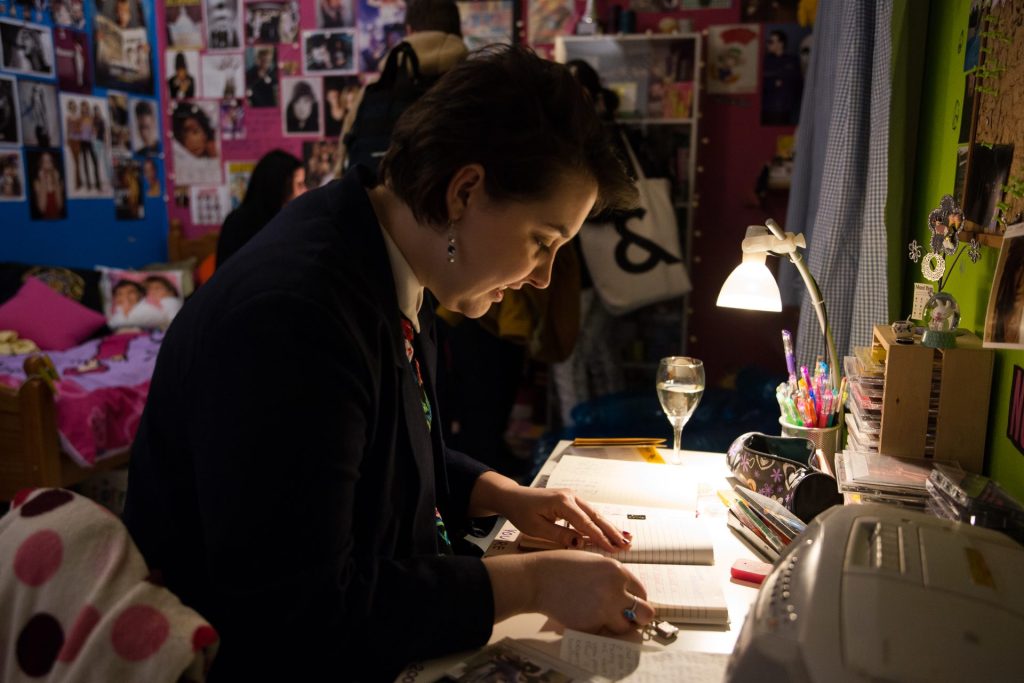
445 164 485 223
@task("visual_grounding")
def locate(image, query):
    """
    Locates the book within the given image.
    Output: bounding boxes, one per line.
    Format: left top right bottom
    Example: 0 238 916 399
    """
545 455 698 512
440 637 608 682
628 563 729 625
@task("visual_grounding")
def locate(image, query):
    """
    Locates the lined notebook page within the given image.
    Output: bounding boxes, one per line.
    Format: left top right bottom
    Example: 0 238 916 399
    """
546 455 699 512
626 563 728 625
587 503 713 565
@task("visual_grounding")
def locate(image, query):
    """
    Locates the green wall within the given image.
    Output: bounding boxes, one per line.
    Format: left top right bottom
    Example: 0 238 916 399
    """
905 0 1024 499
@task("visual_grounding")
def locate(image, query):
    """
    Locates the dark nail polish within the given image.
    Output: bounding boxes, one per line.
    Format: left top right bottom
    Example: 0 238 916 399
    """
569 537 580 548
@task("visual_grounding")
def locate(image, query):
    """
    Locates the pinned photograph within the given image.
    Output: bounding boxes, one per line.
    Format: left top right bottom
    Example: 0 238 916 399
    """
245 45 278 107
224 158 254 208
170 99 222 185
985 223 1024 349
0 76 22 145
26 148 67 220
0 149 26 202
189 184 231 225
108 91 132 154
456 0 513 52
141 156 162 198
166 0 204 49
130 97 161 155
303 28 356 75
53 0 88 30
93 0 154 93
201 50 245 99
18 81 60 148
59 92 114 198
318 0 354 28
707 24 760 95
323 74 359 138
281 76 322 136
54 27 92 93
219 98 246 140
205 0 242 50
356 0 404 73
0 19 56 78
245 1 300 45
166 49 199 99
525 0 571 46
303 140 337 189
113 155 143 219
761 24 811 126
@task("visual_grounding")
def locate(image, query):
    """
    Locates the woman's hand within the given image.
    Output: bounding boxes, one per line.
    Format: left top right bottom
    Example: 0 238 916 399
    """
469 471 630 553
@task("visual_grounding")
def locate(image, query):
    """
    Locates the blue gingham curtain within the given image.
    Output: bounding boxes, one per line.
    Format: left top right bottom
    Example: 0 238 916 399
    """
780 0 893 369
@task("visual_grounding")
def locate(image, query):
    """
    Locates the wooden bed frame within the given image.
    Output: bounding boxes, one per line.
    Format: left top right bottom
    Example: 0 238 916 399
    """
0 220 218 501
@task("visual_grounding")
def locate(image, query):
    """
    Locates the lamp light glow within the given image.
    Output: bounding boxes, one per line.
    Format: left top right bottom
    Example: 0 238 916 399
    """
716 257 782 312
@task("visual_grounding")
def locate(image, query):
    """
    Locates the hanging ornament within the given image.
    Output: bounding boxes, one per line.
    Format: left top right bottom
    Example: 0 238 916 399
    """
968 238 981 264
921 251 945 281
927 194 964 255
908 239 922 263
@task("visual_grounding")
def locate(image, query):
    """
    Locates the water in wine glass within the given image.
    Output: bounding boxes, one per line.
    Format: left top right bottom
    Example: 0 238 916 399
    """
657 357 705 464
656 380 704 424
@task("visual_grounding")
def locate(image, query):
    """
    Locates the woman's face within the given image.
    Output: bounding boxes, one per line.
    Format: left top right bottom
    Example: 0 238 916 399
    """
290 168 306 200
113 285 141 312
143 160 157 181
292 94 313 121
40 153 54 172
428 167 597 319
181 116 208 156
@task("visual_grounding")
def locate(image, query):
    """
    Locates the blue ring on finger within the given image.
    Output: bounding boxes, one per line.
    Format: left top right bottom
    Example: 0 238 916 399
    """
623 608 637 622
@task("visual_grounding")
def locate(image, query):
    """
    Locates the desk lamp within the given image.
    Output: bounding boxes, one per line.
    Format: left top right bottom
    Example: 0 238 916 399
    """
716 218 839 392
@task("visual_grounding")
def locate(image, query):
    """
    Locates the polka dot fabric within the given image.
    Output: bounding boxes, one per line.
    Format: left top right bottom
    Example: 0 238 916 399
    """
0 488 219 682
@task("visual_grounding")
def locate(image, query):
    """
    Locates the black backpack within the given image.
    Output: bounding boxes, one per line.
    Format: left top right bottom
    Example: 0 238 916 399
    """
344 42 440 173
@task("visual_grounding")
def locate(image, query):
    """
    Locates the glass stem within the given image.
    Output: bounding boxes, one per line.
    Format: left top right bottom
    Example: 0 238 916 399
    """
671 423 683 465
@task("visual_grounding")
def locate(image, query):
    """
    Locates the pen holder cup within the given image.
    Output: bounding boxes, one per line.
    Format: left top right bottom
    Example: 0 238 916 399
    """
779 417 841 477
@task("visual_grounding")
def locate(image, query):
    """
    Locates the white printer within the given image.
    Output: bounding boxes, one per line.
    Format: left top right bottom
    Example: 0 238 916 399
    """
726 503 1024 682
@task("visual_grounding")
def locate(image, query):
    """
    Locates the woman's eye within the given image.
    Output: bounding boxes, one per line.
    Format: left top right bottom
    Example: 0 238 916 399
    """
536 238 552 251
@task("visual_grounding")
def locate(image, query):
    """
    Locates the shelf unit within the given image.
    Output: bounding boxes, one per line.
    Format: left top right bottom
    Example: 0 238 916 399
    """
555 33 701 384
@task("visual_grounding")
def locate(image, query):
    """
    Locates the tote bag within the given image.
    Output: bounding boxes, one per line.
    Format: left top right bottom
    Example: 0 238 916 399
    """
578 133 692 315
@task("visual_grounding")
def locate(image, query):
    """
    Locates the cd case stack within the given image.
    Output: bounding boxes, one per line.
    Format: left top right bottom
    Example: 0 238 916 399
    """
927 463 1024 544
835 450 959 510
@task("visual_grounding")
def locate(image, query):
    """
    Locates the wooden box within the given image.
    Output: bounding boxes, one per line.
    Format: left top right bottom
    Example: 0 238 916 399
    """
873 325 994 473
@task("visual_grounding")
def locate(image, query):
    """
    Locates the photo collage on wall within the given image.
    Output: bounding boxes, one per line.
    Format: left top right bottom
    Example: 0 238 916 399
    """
0 0 163 222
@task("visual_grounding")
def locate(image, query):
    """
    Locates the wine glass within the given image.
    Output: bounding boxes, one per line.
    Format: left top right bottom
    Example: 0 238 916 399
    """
656 357 705 465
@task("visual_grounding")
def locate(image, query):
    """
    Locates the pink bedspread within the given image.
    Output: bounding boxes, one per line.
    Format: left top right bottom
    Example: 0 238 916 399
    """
0 331 162 467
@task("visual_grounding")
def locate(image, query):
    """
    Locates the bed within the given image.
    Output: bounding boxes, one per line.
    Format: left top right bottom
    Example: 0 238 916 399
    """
0 220 216 500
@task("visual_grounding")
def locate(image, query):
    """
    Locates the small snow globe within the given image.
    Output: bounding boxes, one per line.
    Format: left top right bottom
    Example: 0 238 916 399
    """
922 292 960 348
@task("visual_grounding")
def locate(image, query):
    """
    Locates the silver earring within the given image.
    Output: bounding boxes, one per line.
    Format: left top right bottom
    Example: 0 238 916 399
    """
447 221 456 263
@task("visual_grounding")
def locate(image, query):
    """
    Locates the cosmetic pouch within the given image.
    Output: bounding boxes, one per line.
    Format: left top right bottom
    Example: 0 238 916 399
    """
727 431 842 522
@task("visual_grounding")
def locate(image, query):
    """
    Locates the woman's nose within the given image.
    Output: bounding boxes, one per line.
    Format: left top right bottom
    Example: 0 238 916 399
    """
527 253 556 290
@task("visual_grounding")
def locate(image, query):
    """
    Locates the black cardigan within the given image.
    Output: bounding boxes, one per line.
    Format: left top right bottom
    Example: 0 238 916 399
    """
124 168 495 681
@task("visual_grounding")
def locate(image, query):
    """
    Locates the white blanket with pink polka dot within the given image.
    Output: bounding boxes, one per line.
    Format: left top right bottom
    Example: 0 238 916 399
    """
0 488 219 682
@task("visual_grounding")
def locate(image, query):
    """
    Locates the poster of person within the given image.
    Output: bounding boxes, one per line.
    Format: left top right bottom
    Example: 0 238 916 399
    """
761 24 811 126
706 24 759 95
166 0 204 49
205 0 242 50
165 49 200 100
302 140 337 189
244 46 277 107
189 184 231 225
0 150 26 202
12 0 53 21
0 76 22 145
985 223 1024 349
25 148 67 220
224 158 253 208
741 0 798 22
318 0 354 28
93 0 154 93
141 157 162 198
59 92 114 198
113 155 143 219
219 98 246 140
323 74 359 137
526 0 572 45
303 28 357 75
456 0 513 51
245 1 300 45
53 0 87 29
281 76 322 136
357 0 405 72
0 19 56 78
108 91 132 153
129 97 161 155
170 99 222 185
100 267 184 328
201 51 245 98
54 27 92 93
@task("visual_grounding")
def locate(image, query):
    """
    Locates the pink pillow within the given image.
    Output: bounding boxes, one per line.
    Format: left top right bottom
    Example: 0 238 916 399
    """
0 277 106 350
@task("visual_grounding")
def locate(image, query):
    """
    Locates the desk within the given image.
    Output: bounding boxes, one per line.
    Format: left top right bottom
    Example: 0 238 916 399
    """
404 441 762 681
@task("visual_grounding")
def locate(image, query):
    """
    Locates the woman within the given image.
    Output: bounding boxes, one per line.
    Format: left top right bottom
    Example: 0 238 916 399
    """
284 80 319 133
142 157 161 197
215 149 304 266
31 151 63 220
124 47 644 681
172 102 216 158
167 51 196 99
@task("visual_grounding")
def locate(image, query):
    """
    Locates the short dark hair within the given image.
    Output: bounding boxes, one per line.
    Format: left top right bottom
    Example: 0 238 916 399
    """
171 103 213 145
380 45 637 225
134 100 154 119
174 51 188 71
404 0 462 36
770 30 787 47
143 274 179 298
113 279 145 298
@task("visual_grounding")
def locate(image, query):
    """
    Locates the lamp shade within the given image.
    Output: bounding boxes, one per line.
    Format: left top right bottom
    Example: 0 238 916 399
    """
716 261 783 312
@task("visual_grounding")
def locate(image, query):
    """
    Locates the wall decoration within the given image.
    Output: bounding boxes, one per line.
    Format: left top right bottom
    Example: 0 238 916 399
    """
170 99 221 185
985 222 1024 349
165 48 200 100
323 74 358 137
245 1 301 45
761 23 810 126
706 24 759 95
219 97 245 140
59 92 113 198
54 27 92 93
244 45 277 107
25 147 67 219
112 155 143 219
166 0 205 49
204 0 243 50
141 156 161 198
318 0 355 28
456 0 513 52
200 50 245 98
189 183 230 225
93 0 153 93
356 0 405 73
224 158 253 208
0 149 26 201
128 96 160 155
53 0 87 30
963 143 1014 233
107 90 131 154
303 139 337 189
303 28 356 75
526 0 572 46
281 75 322 136
0 18 56 79
0 75 23 145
